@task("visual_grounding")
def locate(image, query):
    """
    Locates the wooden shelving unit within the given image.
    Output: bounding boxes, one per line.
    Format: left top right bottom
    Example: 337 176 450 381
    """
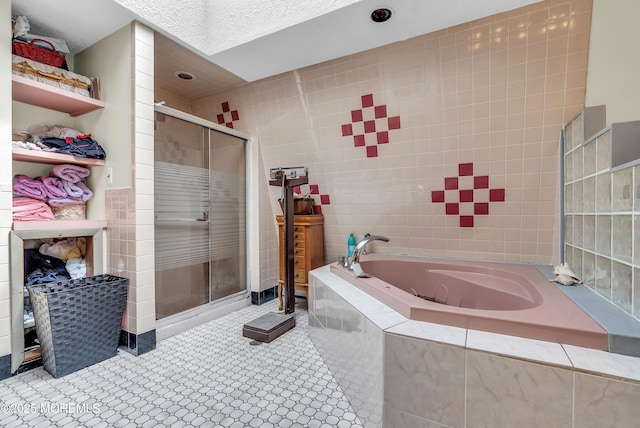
11 74 104 116
11 76 107 232
12 219 107 232
12 147 105 166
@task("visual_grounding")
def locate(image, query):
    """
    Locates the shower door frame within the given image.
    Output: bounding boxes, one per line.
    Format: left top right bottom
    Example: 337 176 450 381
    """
153 104 255 323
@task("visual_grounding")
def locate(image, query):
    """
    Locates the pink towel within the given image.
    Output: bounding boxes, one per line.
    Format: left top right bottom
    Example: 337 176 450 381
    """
13 175 47 201
12 197 55 221
50 164 90 183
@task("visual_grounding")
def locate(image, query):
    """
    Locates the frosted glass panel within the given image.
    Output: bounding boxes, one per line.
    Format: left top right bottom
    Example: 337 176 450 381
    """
154 111 247 319
154 113 209 319
595 256 611 299
635 268 640 318
596 215 611 256
155 162 209 221
583 215 595 251
612 261 632 314
565 183 574 213
563 113 640 323
612 215 632 263
612 168 633 212
573 146 583 181
583 140 596 177
583 251 595 290
595 173 611 213
583 177 595 213
596 129 611 172
209 129 247 301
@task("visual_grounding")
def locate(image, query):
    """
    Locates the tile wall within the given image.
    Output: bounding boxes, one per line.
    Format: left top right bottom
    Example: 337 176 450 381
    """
190 0 593 292
131 22 157 337
565 111 640 321
104 21 156 350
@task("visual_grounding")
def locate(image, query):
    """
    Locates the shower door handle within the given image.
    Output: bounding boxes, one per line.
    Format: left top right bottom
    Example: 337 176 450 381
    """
155 216 210 223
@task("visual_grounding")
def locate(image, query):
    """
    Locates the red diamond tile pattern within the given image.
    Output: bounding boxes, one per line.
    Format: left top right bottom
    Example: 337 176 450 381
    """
216 101 240 129
432 162 506 227
341 93 401 158
293 184 330 215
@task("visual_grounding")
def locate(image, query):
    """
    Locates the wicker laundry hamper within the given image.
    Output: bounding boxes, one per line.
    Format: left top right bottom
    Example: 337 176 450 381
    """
28 275 128 378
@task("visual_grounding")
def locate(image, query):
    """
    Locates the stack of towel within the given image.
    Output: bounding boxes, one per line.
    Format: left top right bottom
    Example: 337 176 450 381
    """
12 164 93 222
47 164 93 206
12 197 55 221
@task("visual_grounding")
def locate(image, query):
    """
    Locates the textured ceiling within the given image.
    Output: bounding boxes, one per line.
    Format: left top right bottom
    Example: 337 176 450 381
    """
11 0 134 54
11 0 543 100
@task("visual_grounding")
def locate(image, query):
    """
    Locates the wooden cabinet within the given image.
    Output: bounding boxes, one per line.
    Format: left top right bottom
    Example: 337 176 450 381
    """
276 214 324 310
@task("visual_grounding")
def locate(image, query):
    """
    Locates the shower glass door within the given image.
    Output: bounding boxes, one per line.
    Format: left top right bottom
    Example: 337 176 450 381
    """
209 129 246 300
154 111 247 320
154 112 210 319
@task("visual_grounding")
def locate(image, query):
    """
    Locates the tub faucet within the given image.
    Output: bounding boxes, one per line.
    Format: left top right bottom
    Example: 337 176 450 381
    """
349 235 390 277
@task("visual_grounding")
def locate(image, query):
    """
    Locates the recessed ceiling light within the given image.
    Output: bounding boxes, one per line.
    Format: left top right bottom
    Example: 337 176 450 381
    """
175 71 195 80
370 8 392 23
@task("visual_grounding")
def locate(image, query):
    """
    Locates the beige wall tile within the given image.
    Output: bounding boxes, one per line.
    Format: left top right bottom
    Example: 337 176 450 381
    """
575 373 640 428
466 350 573 428
189 0 592 278
384 333 465 427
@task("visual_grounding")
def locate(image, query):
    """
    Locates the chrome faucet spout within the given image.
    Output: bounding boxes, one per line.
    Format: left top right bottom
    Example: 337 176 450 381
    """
349 235 390 276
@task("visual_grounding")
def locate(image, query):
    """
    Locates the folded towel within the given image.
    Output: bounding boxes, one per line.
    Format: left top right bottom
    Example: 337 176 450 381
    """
62 180 83 199
13 175 47 201
12 197 55 221
60 180 93 202
75 181 93 202
50 164 90 183
47 197 82 207
38 176 67 199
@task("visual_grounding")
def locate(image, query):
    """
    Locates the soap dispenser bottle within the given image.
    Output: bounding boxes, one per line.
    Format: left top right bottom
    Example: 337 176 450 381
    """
348 233 356 258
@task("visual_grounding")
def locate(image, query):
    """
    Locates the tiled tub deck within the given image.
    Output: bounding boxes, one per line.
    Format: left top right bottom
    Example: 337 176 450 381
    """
309 265 640 428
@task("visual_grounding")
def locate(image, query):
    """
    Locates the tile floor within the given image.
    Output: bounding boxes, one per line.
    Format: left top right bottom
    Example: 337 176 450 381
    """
0 299 364 427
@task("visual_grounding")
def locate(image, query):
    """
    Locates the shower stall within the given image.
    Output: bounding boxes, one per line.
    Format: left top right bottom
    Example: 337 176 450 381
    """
154 106 248 320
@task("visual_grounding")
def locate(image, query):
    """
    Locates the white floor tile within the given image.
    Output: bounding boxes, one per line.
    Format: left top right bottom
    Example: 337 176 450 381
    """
0 299 363 427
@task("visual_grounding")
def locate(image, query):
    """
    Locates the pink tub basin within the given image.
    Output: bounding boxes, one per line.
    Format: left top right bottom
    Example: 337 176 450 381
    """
330 254 608 350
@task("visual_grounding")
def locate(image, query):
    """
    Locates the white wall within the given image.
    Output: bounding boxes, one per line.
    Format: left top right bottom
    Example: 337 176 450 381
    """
585 0 640 124
74 24 133 191
0 0 13 360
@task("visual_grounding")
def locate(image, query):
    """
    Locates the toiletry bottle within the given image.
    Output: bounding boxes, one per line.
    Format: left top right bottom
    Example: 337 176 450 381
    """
348 233 356 258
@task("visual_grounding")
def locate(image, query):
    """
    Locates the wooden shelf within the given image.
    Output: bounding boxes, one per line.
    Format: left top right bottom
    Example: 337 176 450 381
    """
12 74 104 116
12 219 107 231
12 147 106 166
